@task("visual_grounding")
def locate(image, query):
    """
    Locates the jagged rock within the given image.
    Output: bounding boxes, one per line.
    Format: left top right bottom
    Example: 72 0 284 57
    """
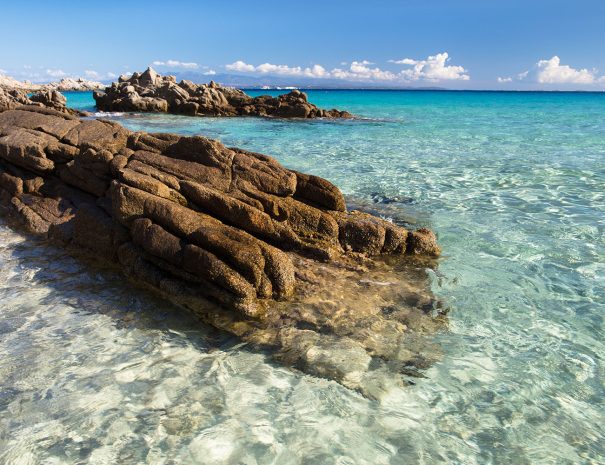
0 87 84 116
0 106 443 394
29 90 68 110
94 67 353 118
0 73 104 92
0 87 32 112
44 77 105 92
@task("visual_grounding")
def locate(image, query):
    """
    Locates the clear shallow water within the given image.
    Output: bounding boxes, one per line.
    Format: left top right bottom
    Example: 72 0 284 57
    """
1 90 604 464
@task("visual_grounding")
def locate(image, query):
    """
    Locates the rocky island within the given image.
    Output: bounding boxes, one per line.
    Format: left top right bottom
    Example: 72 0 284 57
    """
0 98 442 394
94 67 353 118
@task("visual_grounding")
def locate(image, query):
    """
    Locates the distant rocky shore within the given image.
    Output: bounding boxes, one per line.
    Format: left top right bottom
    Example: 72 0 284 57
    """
0 74 104 92
94 67 352 118
0 103 442 392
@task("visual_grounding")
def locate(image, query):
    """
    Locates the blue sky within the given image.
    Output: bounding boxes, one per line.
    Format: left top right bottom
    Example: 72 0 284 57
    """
1 0 604 89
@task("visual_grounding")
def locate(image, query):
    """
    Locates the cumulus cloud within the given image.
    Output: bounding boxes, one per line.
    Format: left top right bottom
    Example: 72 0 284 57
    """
331 61 396 81
203 70 217 76
390 52 470 81
226 60 256 72
225 53 470 83
152 60 199 69
84 70 100 79
535 56 597 84
46 69 66 78
503 56 603 86
83 70 118 81
226 61 329 78
497 77 513 83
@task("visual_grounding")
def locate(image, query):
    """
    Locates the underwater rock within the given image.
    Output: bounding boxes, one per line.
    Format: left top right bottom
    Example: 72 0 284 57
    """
0 106 443 395
94 67 353 118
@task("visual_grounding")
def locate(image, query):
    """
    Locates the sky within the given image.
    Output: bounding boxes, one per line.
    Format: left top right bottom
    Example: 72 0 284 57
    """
1 0 604 90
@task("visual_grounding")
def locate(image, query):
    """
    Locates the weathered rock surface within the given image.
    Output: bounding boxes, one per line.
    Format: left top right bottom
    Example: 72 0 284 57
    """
0 86 83 116
0 87 31 112
0 106 443 395
94 67 353 118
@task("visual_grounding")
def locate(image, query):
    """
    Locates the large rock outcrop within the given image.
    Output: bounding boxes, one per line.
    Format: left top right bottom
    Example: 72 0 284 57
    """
0 87 31 112
94 67 353 118
0 106 443 395
0 87 81 115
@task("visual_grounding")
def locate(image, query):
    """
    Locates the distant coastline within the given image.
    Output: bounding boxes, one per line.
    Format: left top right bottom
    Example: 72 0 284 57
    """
240 87 605 93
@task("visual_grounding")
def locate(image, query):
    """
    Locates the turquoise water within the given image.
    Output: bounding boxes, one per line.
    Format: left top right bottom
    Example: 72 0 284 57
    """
1 91 604 464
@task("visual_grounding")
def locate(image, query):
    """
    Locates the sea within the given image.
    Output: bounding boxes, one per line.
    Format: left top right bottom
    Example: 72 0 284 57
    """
0 90 603 464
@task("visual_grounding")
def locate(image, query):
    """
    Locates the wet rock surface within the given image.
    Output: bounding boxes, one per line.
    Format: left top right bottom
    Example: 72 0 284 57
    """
0 106 443 394
94 67 353 118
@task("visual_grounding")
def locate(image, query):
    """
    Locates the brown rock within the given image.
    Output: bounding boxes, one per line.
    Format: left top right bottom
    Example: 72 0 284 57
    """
93 68 353 119
0 106 443 392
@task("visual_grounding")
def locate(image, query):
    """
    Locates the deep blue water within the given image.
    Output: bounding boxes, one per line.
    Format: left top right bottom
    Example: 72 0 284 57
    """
0 90 603 464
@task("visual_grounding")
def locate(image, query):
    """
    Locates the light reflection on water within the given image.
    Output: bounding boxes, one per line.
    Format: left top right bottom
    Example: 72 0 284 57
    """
0 90 604 464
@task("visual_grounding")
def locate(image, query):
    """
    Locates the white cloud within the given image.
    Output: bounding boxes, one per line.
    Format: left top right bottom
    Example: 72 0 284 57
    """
83 70 117 81
391 52 470 81
225 53 470 83
331 61 396 81
535 56 596 84
203 70 217 76
504 56 603 86
152 60 199 69
226 61 329 78
226 60 256 72
497 77 512 83
46 68 66 78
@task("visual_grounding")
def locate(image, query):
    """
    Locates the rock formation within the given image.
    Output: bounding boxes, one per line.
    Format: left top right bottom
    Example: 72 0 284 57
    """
0 87 84 116
0 106 443 395
43 77 105 92
0 73 104 92
94 67 353 118
0 87 32 112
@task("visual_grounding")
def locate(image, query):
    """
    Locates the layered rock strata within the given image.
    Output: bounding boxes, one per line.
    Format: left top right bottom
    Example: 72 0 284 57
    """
94 67 352 118
0 106 442 394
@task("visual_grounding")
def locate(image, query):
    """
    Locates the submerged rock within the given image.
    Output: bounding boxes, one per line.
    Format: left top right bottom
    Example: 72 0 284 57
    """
94 67 353 118
0 106 443 395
